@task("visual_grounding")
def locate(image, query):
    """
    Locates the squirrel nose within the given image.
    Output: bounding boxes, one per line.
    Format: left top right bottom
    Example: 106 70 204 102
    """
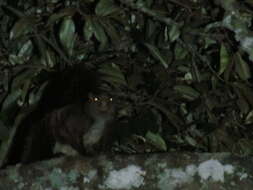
100 102 107 110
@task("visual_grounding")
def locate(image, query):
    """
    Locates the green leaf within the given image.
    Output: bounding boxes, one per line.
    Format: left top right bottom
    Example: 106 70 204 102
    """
185 135 198 147
144 43 168 68
18 40 33 60
20 80 31 105
168 25 181 42
174 43 188 60
47 8 76 26
219 43 230 75
100 19 120 45
245 110 253 124
174 85 200 101
93 20 108 50
8 54 25 65
84 18 108 49
40 50 56 68
1 89 22 111
99 63 127 86
10 17 36 39
95 0 120 16
83 17 94 41
59 16 76 56
8 40 34 66
235 52 251 80
11 69 37 91
145 131 167 151
28 81 48 106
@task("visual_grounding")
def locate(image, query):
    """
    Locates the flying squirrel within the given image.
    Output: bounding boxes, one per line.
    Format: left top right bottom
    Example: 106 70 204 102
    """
43 64 118 157
17 66 118 163
46 92 116 156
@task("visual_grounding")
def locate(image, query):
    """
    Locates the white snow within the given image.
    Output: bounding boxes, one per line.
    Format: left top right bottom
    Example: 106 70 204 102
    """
198 159 234 182
239 172 248 181
158 159 238 190
91 159 248 189
185 164 197 176
103 165 146 189
158 167 195 190
83 170 97 183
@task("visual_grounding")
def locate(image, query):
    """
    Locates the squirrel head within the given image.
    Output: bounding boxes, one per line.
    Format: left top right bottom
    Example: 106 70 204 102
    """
86 93 115 119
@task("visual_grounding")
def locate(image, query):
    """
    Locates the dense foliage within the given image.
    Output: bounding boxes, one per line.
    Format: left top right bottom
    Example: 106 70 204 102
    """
1 0 253 166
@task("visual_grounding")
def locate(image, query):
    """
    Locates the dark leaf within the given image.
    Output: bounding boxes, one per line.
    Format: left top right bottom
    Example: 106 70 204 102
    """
144 43 168 68
10 17 36 40
59 16 76 56
145 131 167 151
95 0 120 16
174 85 200 101
99 63 127 86
235 52 251 80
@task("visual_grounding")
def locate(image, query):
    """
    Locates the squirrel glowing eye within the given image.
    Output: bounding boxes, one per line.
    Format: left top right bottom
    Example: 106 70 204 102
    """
109 98 113 101
94 97 99 101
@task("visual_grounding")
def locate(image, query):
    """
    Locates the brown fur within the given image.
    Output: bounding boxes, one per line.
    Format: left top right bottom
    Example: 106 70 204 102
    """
45 93 116 154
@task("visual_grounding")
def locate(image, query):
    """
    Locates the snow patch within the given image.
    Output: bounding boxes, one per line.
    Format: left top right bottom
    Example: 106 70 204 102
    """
158 159 239 190
83 170 97 183
158 168 194 190
198 159 234 182
103 165 146 189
